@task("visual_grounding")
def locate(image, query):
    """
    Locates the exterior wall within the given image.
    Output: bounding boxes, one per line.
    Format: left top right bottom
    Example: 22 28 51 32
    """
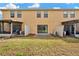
2 10 22 22
2 10 10 19
62 10 79 22
22 10 64 35
76 23 79 33
1 9 79 35
4 23 10 32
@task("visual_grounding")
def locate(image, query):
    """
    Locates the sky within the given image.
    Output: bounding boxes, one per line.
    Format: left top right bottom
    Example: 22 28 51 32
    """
0 3 79 19
0 3 79 9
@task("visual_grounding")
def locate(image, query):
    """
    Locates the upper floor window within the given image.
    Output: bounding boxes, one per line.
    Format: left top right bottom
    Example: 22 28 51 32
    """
10 10 14 18
44 11 48 18
36 11 41 18
70 11 75 18
63 11 68 18
17 11 22 18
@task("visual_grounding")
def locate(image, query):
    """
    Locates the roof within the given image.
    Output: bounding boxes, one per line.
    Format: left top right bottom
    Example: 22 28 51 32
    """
62 19 79 25
0 19 23 23
0 8 79 11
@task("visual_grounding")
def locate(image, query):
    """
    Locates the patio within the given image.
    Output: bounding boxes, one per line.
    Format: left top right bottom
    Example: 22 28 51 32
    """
62 19 79 37
0 19 22 37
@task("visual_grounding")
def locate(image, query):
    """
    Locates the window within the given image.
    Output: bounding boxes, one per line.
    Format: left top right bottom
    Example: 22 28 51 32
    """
10 10 14 18
36 11 41 18
44 11 48 18
17 11 22 18
63 11 68 18
70 11 75 18
37 25 48 33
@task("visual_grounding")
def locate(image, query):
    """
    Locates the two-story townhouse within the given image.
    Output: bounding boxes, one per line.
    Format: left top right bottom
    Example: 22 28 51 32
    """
0 9 79 37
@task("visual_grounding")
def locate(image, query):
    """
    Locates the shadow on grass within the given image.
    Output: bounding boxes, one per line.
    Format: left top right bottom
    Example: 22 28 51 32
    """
19 36 79 43
62 37 79 43
2 35 79 43
12 35 61 40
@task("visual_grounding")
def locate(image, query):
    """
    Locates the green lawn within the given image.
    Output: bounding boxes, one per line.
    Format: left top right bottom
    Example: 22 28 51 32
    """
0 36 79 56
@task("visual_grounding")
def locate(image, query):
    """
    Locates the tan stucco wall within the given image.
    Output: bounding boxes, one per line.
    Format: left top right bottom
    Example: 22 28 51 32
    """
2 10 10 19
4 23 10 32
21 10 64 34
2 9 79 35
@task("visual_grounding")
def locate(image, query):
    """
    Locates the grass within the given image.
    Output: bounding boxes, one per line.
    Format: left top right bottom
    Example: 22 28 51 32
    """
0 36 79 56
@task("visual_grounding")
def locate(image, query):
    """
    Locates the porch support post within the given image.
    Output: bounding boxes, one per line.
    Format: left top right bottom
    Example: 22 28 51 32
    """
11 23 13 35
1 22 3 33
69 25 72 35
1 22 4 33
74 24 76 36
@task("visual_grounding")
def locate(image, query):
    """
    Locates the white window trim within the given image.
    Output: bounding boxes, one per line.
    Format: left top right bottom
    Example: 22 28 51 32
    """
36 11 41 18
44 11 48 18
17 11 22 19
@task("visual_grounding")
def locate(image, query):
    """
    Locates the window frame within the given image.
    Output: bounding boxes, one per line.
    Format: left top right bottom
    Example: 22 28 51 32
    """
70 11 75 18
36 11 41 18
37 25 48 33
17 11 22 18
63 11 68 18
10 10 15 18
44 11 48 18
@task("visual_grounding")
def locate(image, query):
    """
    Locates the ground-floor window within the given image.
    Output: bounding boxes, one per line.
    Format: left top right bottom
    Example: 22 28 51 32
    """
37 25 48 33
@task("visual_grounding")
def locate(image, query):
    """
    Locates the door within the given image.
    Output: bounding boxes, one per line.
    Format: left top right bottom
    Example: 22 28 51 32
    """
25 25 30 36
